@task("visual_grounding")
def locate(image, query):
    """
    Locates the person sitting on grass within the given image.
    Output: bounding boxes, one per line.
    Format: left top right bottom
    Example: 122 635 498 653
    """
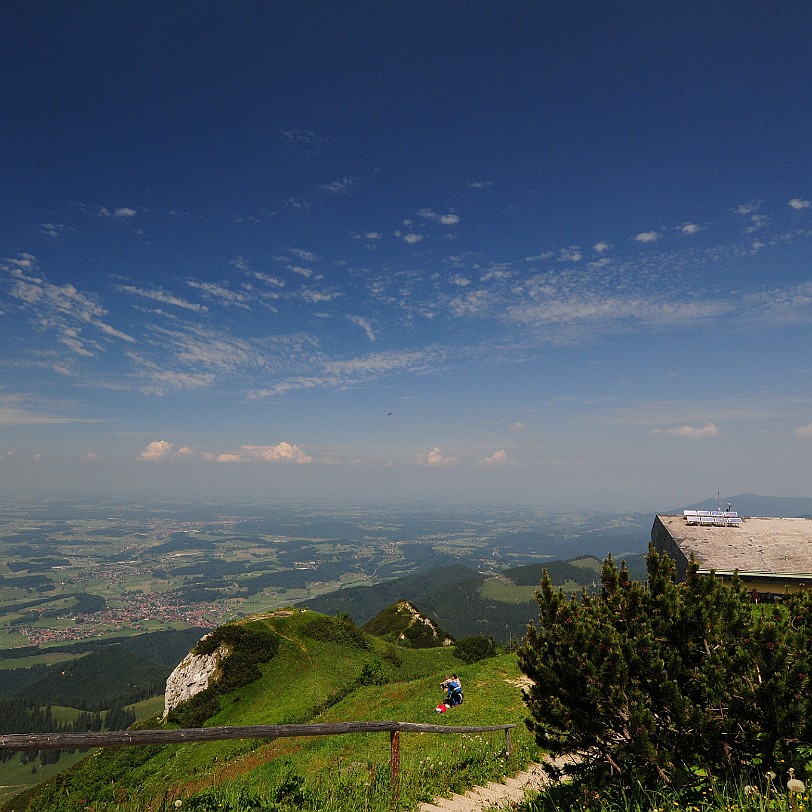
440 674 463 707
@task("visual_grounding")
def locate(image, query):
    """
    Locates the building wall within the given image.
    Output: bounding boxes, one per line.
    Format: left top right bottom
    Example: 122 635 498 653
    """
651 516 690 579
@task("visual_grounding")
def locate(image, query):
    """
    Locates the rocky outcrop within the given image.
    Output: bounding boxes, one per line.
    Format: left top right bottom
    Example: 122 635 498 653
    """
362 599 453 647
163 641 228 717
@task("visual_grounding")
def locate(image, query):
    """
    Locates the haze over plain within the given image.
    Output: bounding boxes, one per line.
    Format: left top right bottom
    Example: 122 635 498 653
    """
2 2 812 510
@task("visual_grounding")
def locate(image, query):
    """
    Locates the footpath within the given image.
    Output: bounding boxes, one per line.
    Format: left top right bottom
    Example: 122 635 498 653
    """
418 755 573 812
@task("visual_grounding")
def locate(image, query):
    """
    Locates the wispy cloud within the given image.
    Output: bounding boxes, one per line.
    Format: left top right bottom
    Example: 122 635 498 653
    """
788 198 811 210
652 422 719 438
795 422 812 438
347 314 377 341
41 223 69 237
247 347 443 399
119 284 207 312
186 280 252 309
635 231 660 244
0 405 89 426
321 176 357 194
3 254 136 356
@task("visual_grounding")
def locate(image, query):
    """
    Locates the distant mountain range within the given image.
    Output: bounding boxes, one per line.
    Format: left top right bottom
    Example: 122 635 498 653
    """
677 493 812 518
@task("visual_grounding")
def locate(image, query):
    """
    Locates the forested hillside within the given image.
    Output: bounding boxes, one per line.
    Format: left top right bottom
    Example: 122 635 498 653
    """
300 555 647 641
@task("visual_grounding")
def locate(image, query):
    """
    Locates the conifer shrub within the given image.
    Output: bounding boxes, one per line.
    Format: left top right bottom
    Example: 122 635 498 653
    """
518 546 812 786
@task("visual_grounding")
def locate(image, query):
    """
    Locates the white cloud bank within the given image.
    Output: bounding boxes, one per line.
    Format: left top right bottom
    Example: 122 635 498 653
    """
208 442 312 464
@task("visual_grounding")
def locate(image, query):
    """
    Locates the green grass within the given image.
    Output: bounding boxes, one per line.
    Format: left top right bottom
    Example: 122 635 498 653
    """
2 610 541 812
129 695 165 721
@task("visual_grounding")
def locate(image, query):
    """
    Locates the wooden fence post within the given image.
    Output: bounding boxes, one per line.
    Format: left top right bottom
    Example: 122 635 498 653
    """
390 729 400 802
504 726 512 758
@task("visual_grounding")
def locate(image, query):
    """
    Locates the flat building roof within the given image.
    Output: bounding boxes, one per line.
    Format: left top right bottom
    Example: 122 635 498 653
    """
654 515 812 577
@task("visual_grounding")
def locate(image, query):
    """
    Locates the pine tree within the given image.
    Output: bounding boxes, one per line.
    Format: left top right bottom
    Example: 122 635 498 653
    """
518 545 812 785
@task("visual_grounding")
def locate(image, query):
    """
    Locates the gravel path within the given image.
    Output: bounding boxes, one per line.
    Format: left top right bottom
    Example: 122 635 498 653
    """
418 755 573 812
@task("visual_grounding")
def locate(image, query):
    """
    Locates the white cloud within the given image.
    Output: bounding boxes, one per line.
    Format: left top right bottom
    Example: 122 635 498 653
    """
635 231 660 244
347 315 377 341
364 232 382 239
510 422 526 432
251 271 286 288
680 223 702 234
299 288 339 304
449 289 489 317
401 233 423 245
85 452 98 461
558 246 582 262
745 214 769 232
418 208 460 225
289 248 318 262
468 181 493 189
287 265 314 278
788 198 811 211
139 440 177 461
424 447 456 466
593 242 611 253
481 449 507 465
452 275 471 287
653 422 719 438
212 442 312 464
735 200 762 216
98 206 137 217
795 422 812 438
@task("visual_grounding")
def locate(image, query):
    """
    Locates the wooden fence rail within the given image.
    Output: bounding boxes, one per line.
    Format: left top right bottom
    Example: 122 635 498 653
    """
0 721 516 800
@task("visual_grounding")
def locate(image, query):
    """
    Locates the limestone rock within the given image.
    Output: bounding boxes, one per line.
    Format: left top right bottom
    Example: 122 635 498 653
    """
163 640 228 718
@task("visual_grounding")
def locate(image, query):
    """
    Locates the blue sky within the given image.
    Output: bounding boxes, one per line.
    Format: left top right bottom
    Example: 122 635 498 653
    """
2 1 812 510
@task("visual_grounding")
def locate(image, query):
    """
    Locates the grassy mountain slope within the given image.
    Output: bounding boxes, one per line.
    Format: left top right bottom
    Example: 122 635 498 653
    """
4 610 539 812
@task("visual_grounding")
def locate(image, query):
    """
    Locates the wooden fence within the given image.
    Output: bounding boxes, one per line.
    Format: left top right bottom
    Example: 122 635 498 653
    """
0 721 516 799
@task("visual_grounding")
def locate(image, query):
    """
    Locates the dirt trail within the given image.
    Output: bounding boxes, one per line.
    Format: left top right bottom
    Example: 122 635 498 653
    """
418 756 573 812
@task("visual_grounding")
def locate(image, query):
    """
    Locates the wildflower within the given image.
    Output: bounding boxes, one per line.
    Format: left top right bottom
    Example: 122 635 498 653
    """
174 802 183 809
788 768 806 794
